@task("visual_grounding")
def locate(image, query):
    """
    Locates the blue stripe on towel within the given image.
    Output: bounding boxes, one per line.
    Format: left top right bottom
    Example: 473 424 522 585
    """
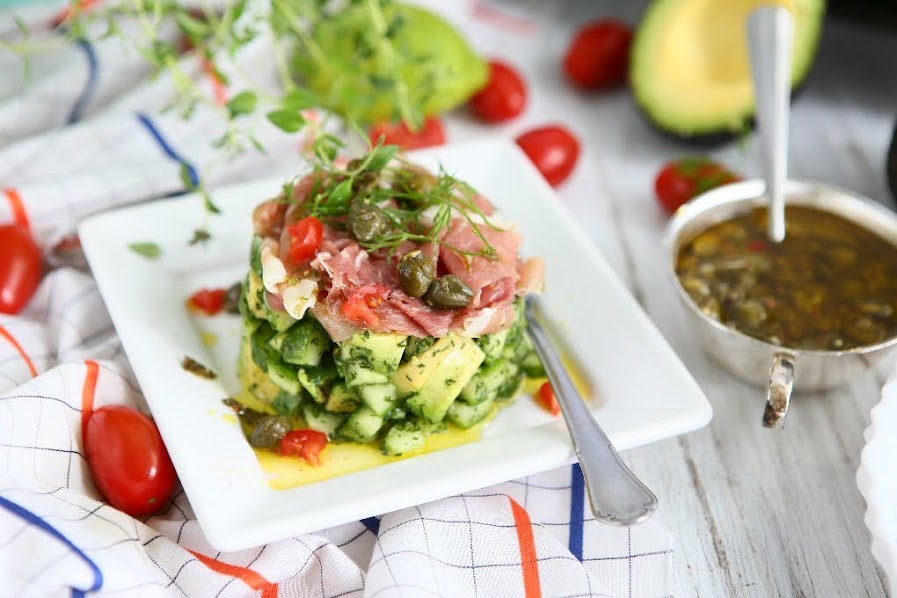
135 112 201 188
569 463 585 560
361 517 380 535
67 40 99 124
0 495 103 594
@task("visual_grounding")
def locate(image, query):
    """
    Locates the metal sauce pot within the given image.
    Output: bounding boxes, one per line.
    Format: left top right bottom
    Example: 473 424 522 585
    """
665 179 897 428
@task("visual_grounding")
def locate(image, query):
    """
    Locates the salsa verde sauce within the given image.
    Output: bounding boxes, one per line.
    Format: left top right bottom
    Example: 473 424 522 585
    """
676 206 897 351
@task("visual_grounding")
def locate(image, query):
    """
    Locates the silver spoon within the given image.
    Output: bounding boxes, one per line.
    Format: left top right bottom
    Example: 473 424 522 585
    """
525 297 657 525
748 6 794 243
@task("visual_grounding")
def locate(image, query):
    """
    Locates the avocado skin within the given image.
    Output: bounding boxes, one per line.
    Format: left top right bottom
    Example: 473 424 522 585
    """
887 117 897 202
631 0 825 144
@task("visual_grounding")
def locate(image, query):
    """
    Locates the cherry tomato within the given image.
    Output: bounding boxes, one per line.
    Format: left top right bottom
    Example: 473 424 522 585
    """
341 284 389 327
85 405 177 517
280 429 329 466
0 225 42 315
537 382 561 416
564 19 633 90
368 118 446 151
287 216 324 264
187 288 227 315
515 125 581 187
654 158 741 214
469 60 527 123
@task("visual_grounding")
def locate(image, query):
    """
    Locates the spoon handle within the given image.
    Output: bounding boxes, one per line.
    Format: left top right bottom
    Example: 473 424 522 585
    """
525 298 657 525
748 6 794 243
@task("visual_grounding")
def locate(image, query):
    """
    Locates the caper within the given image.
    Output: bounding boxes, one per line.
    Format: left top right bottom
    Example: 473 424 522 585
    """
347 158 379 193
348 201 388 242
424 275 474 309
224 281 242 314
398 251 436 298
249 415 292 448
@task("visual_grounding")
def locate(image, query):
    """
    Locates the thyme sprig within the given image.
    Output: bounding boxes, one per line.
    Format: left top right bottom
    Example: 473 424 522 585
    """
289 142 503 260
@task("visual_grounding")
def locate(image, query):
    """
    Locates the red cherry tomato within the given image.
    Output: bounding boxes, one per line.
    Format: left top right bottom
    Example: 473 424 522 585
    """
85 405 177 517
280 429 329 466
187 288 227 315
564 19 633 90
515 125 581 187
341 284 389 327
287 216 324 264
0 225 42 315
469 60 527 123
537 382 561 416
654 158 741 214
368 118 446 151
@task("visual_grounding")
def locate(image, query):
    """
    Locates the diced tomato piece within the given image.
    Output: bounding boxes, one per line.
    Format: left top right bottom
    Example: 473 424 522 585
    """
287 216 324 264
341 284 389 327
188 288 227 315
537 382 561 416
279 429 328 466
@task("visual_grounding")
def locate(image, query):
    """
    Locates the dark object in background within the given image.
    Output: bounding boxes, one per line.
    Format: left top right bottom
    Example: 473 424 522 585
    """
888 118 897 202
829 0 897 31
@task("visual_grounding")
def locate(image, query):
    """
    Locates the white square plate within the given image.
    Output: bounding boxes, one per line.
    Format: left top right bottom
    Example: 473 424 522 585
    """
80 139 711 551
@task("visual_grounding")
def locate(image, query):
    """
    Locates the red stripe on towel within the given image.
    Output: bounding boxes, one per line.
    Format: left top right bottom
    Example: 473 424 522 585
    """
510 497 542 598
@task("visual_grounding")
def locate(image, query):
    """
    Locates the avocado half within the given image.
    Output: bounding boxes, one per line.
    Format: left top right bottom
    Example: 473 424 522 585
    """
630 0 826 140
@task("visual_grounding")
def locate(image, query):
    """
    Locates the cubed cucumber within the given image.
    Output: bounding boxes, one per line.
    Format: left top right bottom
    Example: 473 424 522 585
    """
266 307 296 333
266 358 302 395
355 383 398 417
340 331 408 374
250 322 278 371
382 421 425 456
403 336 436 361
406 334 485 423
477 327 511 363
520 351 545 378
272 391 304 417
446 398 495 429
297 357 339 403
343 360 389 387
302 403 347 437
325 382 359 413
459 360 519 405
496 368 525 401
250 235 263 275
245 271 268 320
337 406 384 443
271 318 331 367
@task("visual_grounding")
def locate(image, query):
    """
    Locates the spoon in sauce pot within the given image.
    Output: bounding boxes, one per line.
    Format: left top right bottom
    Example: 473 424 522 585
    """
748 6 794 243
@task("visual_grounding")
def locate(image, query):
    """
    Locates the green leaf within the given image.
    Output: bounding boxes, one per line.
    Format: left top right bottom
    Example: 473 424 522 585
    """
366 145 400 173
249 136 268 155
202 191 222 215
267 109 306 133
179 163 197 190
129 242 162 259
189 228 211 245
175 11 209 39
226 90 257 118
282 89 317 111
329 179 353 204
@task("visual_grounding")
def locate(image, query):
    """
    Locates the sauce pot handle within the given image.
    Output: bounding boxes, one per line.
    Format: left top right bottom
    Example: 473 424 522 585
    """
763 353 795 428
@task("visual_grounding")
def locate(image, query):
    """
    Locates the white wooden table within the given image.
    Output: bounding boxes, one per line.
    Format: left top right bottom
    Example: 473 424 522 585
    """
452 2 897 595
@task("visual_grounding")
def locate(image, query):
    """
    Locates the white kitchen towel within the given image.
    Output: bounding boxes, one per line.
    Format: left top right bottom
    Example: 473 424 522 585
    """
0 1 673 596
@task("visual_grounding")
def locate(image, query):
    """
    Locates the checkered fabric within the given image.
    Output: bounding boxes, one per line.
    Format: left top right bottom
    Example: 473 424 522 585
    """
0 1 673 596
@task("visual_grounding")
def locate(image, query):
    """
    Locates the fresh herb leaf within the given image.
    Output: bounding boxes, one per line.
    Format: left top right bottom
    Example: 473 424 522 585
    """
202 190 222 214
179 163 198 190
129 242 162 258
226 90 257 118
282 89 317 111
267 109 306 133
189 228 211 245
365 144 400 172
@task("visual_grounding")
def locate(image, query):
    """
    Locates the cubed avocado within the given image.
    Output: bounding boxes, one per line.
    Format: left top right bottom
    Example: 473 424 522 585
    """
343 360 390 387
403 336 436 361
325 382 360 413
245 271 268 320
405 334 485 423
460 360 519 405
266 358 302 396
340 331 408 374
477 327 511 363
